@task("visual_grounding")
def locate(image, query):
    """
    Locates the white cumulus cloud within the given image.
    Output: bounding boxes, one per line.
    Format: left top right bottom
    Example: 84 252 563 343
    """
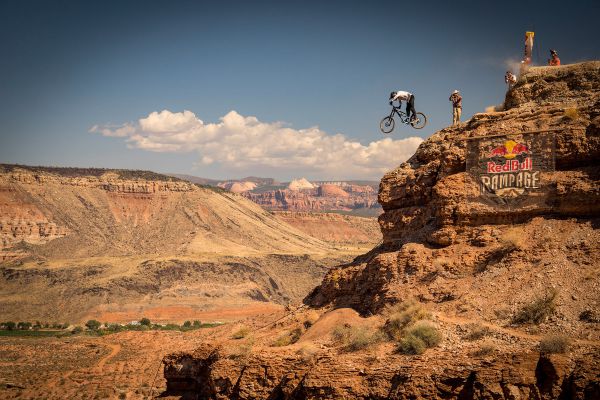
91 109 423 179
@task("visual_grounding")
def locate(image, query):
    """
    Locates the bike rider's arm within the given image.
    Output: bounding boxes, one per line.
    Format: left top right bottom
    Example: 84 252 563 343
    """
389 92 403 107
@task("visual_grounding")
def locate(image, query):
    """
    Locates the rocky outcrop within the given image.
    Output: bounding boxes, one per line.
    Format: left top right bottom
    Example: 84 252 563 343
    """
307 62 600 312
244 187 379 212
163 346 600 399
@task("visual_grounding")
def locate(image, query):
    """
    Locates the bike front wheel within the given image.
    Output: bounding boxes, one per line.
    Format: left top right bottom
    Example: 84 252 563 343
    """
380 116 395 134
410 112 427 129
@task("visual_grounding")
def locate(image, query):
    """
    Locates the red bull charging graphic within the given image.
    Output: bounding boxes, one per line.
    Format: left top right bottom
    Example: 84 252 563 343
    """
466 133 555 206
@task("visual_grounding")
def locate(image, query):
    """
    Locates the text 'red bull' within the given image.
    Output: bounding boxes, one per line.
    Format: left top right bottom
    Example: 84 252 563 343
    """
487 157 533 173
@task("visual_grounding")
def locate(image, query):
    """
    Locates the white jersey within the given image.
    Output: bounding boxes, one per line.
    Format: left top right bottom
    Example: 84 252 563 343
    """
391 90 412 102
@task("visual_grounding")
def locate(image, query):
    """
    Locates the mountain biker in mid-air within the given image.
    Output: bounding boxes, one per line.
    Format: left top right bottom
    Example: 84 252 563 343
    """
389 90 416 122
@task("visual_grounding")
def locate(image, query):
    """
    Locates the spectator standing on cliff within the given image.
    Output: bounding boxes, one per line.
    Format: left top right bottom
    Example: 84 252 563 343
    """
449 90 462 126
505 71 517 88
548 49 561 66
389 90 416 122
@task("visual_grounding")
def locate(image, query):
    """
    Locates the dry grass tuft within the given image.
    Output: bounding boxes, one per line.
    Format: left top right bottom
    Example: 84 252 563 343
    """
539 335 570 354
512 289 558 325
473 340 496 357
272 327 303 347
382 299 430 341
563 107 579 120
332 324 383 352
464 323 491 341
231 326 250 339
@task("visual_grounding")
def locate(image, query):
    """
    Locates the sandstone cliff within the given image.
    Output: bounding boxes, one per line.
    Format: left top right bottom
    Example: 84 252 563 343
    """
162 62 600 399
0 165 331 260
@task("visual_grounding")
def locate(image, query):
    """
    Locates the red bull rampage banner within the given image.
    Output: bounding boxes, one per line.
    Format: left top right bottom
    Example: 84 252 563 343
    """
466 132 555 206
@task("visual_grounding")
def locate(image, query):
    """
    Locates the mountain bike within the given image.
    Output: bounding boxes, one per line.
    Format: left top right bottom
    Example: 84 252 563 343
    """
380 103 427 133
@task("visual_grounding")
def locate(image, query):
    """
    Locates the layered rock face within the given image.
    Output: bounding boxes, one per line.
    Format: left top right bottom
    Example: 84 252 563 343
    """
0 165 331 261
243 186 379 212
163 345 599 399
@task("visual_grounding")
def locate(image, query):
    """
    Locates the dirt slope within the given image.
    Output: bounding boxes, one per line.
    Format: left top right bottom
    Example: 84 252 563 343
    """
273 211 381 247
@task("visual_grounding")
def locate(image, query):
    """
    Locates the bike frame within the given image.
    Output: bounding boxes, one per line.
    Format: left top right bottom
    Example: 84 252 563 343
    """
388 105 409 123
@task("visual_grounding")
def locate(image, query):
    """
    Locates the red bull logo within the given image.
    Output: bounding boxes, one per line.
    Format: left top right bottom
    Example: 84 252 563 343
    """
481 138 538 196
488 140 529 159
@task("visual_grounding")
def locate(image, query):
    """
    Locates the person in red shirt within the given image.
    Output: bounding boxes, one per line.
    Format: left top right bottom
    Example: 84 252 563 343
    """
548 49 561 66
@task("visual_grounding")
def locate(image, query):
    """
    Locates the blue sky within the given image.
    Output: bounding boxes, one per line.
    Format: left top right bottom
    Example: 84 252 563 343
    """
1 0 598 180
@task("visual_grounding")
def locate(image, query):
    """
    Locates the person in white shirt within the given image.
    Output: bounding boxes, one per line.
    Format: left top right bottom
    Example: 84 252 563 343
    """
389 90 416 122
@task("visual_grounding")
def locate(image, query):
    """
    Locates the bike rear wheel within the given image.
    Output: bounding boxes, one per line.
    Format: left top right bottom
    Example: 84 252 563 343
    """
410 112 427 129
380 116 395 134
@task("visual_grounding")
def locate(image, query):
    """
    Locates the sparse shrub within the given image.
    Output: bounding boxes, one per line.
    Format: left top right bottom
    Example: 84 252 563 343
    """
229 340 254 365
405 321 442 347
397 334 426 355
3 321 16 331
464 323 490 341
332 324 383 352
85 320 101 331
512 289 558 325
303 311 320 330
183 320 192 328
232 326 250 339
473 341 496 357
382 299 430 341
564 107 579 120
539 335 570 354
579 309 600 323
273 327 303 347
193 320 202 327
17 322 32 330
139 318 151 327
72 326 84 334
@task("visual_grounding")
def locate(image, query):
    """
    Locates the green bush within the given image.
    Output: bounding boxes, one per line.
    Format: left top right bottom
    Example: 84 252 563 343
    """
72 326 84 334
3 322 16 331
405 321 442 347
539 335 570 354
183 321 192 328
512 289 558 325
382 299 430 341
193 320 202 327
17 322 32 330
397 334 426 355
85 320 101 331
139 318 151 327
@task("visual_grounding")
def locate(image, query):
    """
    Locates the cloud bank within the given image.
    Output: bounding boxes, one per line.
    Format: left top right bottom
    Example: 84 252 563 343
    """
90 110 423 179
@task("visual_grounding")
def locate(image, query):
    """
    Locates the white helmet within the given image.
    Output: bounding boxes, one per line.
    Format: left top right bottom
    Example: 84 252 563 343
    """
453 90 459 94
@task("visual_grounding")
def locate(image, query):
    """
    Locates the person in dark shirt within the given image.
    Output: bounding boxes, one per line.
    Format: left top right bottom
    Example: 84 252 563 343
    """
449 90 462 125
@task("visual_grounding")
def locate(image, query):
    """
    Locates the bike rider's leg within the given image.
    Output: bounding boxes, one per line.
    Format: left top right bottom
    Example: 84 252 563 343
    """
408 95 416 121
